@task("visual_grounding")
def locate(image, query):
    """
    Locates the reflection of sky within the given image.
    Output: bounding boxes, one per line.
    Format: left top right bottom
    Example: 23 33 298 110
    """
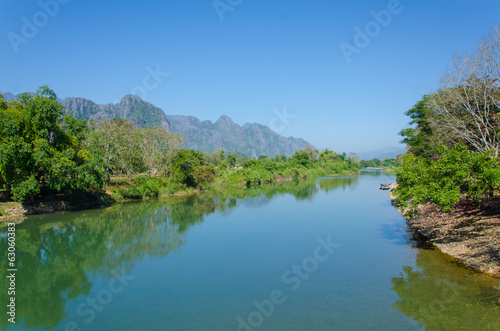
3 171 499 330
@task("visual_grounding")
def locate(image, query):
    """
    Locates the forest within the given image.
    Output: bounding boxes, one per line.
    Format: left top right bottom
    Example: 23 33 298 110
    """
0 88 360 203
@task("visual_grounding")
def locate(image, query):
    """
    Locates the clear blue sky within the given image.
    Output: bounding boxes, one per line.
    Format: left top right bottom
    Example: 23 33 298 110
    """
1 0 499 154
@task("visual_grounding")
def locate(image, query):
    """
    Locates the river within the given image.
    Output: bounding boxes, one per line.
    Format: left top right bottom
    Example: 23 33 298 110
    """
1 170 499 330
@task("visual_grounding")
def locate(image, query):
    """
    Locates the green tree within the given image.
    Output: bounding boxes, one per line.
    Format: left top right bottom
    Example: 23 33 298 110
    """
273 154 286 163
169 149 212 188
395 143 500 215
291 150 311 167
0 86 104 202
399 97 437 158
226 153 237 167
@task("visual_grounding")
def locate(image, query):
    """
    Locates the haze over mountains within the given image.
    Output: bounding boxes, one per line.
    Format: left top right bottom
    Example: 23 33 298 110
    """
356 146 406 160
2 92 312 157
168 114 311 157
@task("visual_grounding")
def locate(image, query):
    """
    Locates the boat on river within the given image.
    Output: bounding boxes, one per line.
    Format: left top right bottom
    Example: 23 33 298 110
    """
379 183 391 190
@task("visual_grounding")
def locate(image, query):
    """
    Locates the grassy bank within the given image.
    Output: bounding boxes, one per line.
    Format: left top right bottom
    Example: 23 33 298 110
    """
0 159 359 219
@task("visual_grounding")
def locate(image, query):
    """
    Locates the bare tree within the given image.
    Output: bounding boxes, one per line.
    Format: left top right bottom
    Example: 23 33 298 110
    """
428 26 500 156
139 128 184 177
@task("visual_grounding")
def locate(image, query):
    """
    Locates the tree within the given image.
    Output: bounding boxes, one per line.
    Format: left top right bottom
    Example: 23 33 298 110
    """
372 158 382 167
382 158 396 168
304 146 319 163
291 150 311 167
84 120 119 183
273 154 286 163
395 27 500 213
348 152 359 164
399 97 437 158
320 149 340 162
395 143 500 215
138 128 183 177
427 26 500 156
206 148 226 166
0 86 104 201
169 149 209 188
226 153 237 167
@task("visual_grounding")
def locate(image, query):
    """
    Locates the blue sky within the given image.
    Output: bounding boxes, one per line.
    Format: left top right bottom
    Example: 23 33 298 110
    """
1 0 499 154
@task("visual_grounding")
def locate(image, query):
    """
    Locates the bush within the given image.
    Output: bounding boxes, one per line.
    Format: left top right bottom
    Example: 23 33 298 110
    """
395 143 500 215
193 165 217 189
11 175 40 202
117 176 162 199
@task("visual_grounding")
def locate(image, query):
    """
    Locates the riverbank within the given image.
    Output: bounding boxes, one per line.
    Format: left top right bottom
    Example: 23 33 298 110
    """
390 183 500 278
0 170 360 221
361 167 395 171
0 189 204 221
0 192 112 221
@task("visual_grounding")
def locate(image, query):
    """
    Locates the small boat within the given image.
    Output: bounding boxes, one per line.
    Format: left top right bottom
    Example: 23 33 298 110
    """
379 183 391 190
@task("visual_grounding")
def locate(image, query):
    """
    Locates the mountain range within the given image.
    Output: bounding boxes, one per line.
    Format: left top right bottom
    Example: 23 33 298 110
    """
2 92 312 157
356 146 406 160
167 115 311 157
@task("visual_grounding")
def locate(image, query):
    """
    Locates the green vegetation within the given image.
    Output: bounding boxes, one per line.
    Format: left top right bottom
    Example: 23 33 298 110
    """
0 87 359 206
213 147 359 188
359 158 396 169
394 26 500 216
0 86 104 202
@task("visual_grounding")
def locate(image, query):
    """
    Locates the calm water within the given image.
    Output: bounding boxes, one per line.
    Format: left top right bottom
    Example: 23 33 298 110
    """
1 170 499 331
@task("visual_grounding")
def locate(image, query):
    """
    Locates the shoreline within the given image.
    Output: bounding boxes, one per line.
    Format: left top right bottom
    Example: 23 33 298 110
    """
0 170 361 221
389 183 500 278
0 189 203 222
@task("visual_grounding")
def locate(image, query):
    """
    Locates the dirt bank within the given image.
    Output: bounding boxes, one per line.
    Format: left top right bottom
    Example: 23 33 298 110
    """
390 183 500 278
0 194 112 221
0 189 206 222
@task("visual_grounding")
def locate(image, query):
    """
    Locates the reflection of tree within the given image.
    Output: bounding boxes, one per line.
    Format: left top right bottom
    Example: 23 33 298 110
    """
318 176 359 192
391 249 500 330
0 200 193 330
209 179 322 205
359 169 386 177
0 178 361 330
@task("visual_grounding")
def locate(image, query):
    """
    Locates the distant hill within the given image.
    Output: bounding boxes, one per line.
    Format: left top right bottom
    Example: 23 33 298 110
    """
2 91 65 104
1 92 15 101
2 91 312 157
356 146 406 160
168 115 312 157
64 95 170 131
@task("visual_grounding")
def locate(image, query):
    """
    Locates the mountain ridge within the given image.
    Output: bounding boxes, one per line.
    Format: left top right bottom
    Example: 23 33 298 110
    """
167 114 312 157
2 91 313 157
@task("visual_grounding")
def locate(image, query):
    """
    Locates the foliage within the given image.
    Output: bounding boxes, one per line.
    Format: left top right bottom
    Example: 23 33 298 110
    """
0 88 360 203
395 143 500 216
226 153 237 167
169 149 211 189
396 27 500 215
214 148 359 188
291 150 311 167
359 158 396 168
117 176 163 199
84 118 183 181
0 86 104 202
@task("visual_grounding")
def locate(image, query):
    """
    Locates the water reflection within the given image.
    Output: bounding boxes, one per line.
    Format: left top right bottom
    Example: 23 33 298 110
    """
0 178 359 330
359 168 391 177
0 202 187 330
391 248 500 330
318 176 359 192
